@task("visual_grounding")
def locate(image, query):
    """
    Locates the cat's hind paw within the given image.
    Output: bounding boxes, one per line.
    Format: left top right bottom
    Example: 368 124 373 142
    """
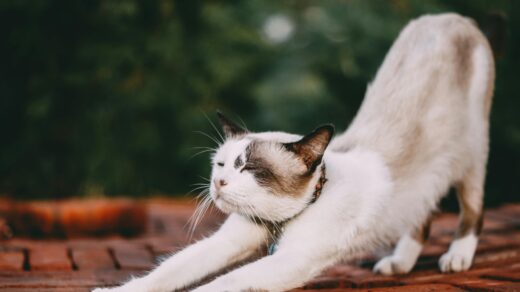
439 234 477 273
439 251 472 273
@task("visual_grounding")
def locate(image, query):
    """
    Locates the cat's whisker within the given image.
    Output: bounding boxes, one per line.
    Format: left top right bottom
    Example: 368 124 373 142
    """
193 194 214 239
190 182 210 187
191 146 217 152
187 192 212 241
236 116 249 132
187 185 210 195
194 130 222 147
189 148 217 160
202 111 225 144
191 147 217 155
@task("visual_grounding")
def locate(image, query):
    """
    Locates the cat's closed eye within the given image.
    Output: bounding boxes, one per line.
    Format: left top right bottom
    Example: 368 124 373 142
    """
241 164 258 172
217 162 224 167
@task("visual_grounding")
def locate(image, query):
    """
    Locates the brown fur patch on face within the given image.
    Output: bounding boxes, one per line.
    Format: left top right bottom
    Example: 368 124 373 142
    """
234 155 244 169
243 141 313 197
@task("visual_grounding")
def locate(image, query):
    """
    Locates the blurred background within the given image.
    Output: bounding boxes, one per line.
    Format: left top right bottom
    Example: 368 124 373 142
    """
0 0 518 208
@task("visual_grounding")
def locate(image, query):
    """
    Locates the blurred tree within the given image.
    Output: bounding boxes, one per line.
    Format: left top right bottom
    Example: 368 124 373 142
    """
0 0 517 205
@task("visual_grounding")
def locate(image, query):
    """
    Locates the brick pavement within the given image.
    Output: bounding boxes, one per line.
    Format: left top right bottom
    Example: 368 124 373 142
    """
0 199 519 291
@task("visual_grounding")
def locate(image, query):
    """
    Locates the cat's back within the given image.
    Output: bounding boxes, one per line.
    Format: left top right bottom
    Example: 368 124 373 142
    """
368 13 492 110
332 13 494 179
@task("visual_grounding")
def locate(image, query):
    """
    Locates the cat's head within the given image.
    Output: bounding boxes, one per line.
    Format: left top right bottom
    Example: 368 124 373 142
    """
209 112 334 222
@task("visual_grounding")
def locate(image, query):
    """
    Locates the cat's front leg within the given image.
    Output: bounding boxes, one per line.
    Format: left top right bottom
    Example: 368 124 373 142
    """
93 214 268 292
192 247 337 292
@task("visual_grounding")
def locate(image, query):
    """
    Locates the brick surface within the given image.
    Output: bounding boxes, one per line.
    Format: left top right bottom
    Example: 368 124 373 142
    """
304 276 350 289
347 275 402 288
72 248 115 270
483 268 520 282
30 245 72 271
0 199 519 291
145 236 179 257
3 289 91 292
0 250 25 271
112 245 154 270
321 264 373 278
359 284 465 291
0 271 132 289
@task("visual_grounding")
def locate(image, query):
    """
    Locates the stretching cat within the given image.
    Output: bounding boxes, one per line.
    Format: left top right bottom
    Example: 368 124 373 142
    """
94 13 495 292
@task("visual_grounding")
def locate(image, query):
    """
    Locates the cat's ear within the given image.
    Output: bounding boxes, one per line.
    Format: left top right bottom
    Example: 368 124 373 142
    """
284 125 334 172
216 111 248 138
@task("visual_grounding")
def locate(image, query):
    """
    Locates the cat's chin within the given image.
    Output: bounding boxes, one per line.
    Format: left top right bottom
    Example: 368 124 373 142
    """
213 197 239 214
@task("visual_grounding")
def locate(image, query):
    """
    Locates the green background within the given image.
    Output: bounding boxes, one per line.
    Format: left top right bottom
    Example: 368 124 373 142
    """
1 0 518 206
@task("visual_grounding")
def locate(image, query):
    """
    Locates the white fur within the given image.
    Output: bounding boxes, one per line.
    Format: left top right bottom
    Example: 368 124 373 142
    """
94 13 494 292
439 234 478 272
373 235 423 275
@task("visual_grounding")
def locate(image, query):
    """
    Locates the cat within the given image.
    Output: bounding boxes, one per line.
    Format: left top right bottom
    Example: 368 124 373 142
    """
94 13 495 292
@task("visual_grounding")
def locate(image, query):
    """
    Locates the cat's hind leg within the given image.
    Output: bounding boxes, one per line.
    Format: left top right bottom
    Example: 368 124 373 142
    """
439 168 484 273
373 218 431 275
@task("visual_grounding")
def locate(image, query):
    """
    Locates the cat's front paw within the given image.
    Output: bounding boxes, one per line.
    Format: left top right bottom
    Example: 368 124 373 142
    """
373 255 416 275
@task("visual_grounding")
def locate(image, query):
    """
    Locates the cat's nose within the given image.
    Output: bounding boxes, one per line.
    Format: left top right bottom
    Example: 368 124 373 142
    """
214 178 228 190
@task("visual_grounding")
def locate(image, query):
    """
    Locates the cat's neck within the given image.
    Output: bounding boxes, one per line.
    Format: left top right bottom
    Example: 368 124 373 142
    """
247 163 327 225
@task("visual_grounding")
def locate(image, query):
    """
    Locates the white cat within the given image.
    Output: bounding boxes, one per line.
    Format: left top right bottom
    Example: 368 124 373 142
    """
94 13 495 292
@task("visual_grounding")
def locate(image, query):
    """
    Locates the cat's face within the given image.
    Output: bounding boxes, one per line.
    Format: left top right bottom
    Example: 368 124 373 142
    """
209 112 333 222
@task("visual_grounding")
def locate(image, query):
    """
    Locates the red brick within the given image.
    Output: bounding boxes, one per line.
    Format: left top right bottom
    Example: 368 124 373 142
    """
3 289 91 292
400 273 451 285
0 270 131 289
0 250 24 271
481 283 520 292
483 270 520 282
321 264 373 278
348 275 401 288
420 244 446 258
473 249 520 268
481 215 512 232
361 283 465 291
112 245 154 270
30 245 72 271
429 214 458 237
72 249 115 270
495 204 520 220
145 237 179 257
304 276 348 289
437 276 512 290
480 233 516 246
430 234 452 245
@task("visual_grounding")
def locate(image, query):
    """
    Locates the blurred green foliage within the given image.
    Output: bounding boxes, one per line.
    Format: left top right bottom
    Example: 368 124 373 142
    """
0 0 518 204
